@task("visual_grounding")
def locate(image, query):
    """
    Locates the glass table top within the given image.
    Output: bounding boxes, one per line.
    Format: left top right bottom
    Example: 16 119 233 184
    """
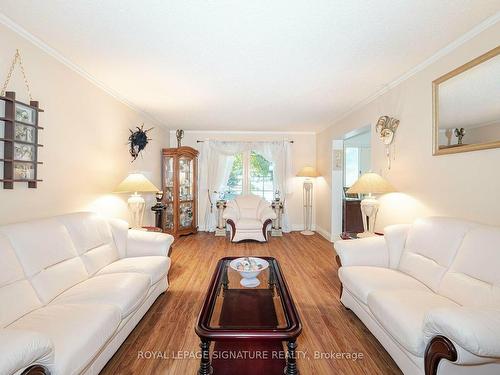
196 257 301 339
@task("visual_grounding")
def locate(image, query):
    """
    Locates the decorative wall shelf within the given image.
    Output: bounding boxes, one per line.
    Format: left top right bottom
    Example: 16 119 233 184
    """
0 91 44 189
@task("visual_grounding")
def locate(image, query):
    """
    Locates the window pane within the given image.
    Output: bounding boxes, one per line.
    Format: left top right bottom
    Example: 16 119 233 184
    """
344 147 359 187
225 153 243 200
249 151 274 201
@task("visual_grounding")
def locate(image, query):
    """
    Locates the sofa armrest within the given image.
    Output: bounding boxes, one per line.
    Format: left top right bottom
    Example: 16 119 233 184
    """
126 229 174 257
0 329 53 375
423 307 500 361
222 207 239 222
259 207 277 223
384 224 410 269
334 236 389 267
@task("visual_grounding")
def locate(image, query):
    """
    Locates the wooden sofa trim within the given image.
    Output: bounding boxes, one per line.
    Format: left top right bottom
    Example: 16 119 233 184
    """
226 219 236 241
424 335 457 375
21 365 50 375
335 255 343 299
225 218 272 243
262 219 272 241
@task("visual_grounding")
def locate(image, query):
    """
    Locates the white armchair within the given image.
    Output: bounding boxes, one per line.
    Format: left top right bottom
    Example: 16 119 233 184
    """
223 194 276 242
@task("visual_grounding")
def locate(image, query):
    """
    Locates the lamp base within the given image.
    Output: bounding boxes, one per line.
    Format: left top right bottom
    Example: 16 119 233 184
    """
300 230 315 236
360 197 380 234
128 193 145 229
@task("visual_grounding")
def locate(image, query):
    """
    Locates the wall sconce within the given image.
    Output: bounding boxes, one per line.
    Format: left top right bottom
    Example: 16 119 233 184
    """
376 116 399 170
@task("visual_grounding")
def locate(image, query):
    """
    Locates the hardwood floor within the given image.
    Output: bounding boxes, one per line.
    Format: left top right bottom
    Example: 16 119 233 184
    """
101 232 402 375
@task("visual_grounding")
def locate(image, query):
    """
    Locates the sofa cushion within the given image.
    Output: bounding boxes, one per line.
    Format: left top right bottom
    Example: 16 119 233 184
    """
338 266 429 304
439 225 500 307
367 290 459 356
0 328 54 375
0 235 43 328
235 195 263 219
97 256 171 285
0 280 43 329
10 304 121 375
235 218 262 230
0 218 89 304
51 273 150 318
398 217 477 291
31 258 90 305
0 218 80 277
58 212 119 275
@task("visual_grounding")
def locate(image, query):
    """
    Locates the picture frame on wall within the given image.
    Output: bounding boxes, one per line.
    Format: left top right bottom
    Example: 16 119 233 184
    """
14 143 35 161
15 103 36 125
13 162 34 180
14 124 35 143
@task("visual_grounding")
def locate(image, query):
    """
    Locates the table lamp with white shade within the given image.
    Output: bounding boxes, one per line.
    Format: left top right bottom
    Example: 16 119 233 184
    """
346 172 395 237
114 173 160 228
296 166 320 236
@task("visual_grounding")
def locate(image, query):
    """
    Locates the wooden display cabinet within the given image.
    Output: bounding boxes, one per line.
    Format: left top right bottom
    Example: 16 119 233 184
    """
161 146 199 237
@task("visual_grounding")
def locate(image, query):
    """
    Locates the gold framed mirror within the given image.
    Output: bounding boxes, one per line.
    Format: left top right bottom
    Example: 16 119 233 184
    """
433 46 500 155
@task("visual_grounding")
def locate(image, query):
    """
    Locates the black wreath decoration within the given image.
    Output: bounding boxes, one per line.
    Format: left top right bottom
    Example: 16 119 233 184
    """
128 125 153 162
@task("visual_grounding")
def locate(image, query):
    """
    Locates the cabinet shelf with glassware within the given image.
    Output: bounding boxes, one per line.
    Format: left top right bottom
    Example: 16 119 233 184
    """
161 146 199 237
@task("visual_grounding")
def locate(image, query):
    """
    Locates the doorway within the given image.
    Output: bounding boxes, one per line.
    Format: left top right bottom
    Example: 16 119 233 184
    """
331 126 371 239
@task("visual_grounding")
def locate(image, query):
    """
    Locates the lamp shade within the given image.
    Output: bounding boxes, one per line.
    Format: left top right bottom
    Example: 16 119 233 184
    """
346 172 395 194
114 173 159 193
297 166 320 178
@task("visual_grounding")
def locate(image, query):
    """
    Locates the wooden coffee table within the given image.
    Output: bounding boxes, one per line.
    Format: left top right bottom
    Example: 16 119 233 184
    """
195 257 302 375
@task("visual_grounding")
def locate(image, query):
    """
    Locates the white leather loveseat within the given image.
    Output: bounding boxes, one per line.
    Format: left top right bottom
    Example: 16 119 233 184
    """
335 217 500 375
222 194 276 242
0 212 174 375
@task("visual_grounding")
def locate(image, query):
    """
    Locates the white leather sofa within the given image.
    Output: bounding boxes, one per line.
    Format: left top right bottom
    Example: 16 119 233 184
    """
0 212 174 375
222 194 276 242
335 217 500 375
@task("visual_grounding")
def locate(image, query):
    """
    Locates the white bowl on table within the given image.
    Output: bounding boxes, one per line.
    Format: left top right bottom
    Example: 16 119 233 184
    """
229 257 269 287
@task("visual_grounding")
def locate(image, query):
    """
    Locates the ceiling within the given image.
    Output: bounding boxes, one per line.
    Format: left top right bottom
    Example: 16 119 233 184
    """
1 1 499 132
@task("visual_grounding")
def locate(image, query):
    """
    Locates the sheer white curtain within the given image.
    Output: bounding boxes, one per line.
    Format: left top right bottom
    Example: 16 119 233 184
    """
252 141 293 232
200 141 247 232
199 140 293 232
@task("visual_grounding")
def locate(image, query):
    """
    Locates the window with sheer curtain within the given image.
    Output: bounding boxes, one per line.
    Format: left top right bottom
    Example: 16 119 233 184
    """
225 151 274 201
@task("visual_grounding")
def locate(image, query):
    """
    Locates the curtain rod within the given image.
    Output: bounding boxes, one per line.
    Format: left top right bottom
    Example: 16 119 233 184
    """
196 140 294 143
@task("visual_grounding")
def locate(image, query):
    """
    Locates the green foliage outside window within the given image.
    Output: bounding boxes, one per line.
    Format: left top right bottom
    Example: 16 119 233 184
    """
250 151 271 177
227 153 243 197
225 151 274 201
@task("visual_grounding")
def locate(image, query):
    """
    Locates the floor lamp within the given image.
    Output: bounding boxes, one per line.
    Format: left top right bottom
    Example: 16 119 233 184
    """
346 172 395 237
297 166 320 236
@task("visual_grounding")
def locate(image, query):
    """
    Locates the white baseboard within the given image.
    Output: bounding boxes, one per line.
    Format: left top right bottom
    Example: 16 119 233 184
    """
290 223 316 232
315 226 332 242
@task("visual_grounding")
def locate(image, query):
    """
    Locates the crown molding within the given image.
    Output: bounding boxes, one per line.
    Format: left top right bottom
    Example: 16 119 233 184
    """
0 12 162 126
319 11 500 133
171 129 316 135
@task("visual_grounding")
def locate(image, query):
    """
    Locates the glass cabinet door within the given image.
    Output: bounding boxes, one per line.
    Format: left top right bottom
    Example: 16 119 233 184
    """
178 157 194 229
163 156 174 230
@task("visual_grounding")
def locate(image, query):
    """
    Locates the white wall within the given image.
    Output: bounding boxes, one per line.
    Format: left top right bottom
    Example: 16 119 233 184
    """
0 24 169 226
316 21 500 234
170 130 317 233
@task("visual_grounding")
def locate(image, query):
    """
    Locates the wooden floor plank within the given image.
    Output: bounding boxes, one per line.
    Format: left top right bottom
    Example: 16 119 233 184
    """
101 232 402 375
